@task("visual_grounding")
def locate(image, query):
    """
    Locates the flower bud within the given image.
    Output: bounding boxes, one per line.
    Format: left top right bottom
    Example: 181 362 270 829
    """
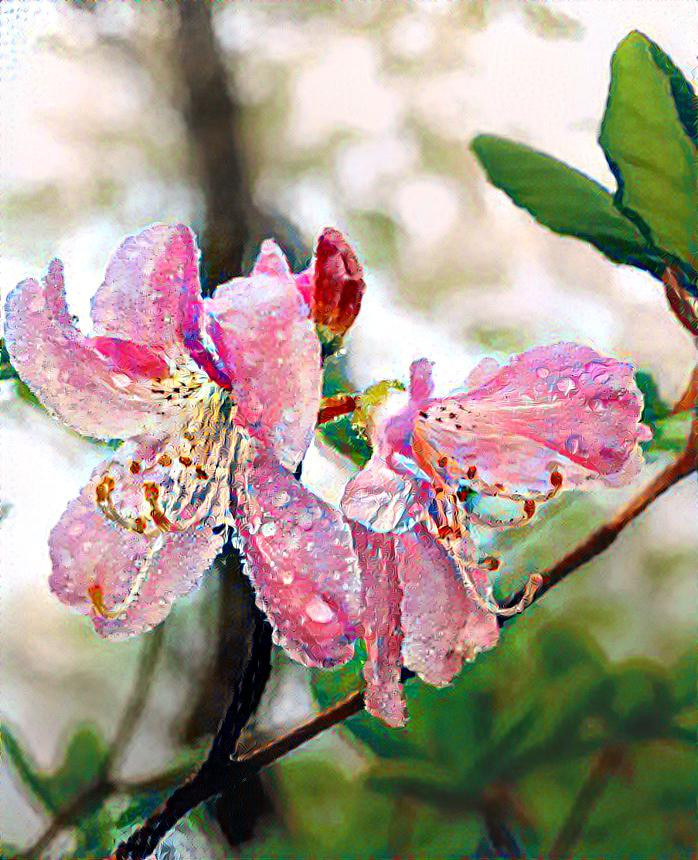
310 228 366 350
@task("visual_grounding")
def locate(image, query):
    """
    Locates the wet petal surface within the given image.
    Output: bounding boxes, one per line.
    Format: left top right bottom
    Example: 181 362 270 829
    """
398 526 499 685
352 524 407 727
238 450 362 668
91 223 205 362
206 241 322 470
49 463 224 638
4 261 177 440
414 343 648 494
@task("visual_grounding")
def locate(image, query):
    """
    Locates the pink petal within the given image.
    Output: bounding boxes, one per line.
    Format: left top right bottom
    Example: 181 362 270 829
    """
205 242 322 470
90 223 205 362
341 456 427 533
237 450 362 668
463 356 501 390
252 238 296 284
49 463 224 639
397 526 499 685
409 358 435 403
4 261 177 440
352 524 407 727
414 343 648 494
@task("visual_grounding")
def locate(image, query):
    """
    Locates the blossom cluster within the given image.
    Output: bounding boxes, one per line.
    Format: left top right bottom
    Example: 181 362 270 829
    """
4 224 649 725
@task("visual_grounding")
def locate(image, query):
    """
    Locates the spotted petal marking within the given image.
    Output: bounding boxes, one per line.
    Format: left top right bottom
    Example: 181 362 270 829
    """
413 343 649 496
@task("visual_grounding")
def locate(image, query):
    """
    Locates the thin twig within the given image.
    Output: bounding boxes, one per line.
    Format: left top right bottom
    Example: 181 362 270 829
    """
114 611 274 860
502 433 696 612
549 746 626 858
20 628 165 859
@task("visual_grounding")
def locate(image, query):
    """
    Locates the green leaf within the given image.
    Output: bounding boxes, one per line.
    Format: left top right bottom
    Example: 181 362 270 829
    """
1 723 108 814
599 31 696 272
634 370 691 457
43 727 108 809
644 38 697 144
1 724 57 812
0 338 19 381
471 135 658 274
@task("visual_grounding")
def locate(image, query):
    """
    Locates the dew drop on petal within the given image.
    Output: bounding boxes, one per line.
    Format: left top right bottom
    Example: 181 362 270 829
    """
565 434 582 455
556 377 576 395
305 596 336 624
260 521 277 537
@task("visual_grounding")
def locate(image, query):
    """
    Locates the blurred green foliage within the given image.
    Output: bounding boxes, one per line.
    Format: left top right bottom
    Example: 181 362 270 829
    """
636 369 693 457
472 31 697 306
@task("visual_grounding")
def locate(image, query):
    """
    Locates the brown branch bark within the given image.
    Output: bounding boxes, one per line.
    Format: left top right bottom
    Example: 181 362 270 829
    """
173 0 251 290
502 434 696 611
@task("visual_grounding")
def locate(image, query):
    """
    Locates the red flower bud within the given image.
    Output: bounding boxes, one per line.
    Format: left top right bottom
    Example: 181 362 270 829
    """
310 228 366 346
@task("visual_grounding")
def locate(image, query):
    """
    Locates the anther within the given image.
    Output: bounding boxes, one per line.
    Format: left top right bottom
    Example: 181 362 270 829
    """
95 475 115 502
481 556 500 571
179 456 193 467
550 470 563 488
158 454 173 467
129 460 141 474
467 465 477 479
143 482 160 502
438 456 448 468
524 499 536 518
134 516 147 534
195 466 208 480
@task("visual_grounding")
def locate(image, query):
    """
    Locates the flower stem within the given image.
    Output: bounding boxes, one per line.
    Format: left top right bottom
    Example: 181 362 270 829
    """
549 746 626 857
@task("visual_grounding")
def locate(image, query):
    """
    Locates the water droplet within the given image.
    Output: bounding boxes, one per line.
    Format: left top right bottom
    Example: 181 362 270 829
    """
557 377 576 395
260 521 277 537
281 570 294 585
565 434 581 455
305 596 336 624
536 367 550 379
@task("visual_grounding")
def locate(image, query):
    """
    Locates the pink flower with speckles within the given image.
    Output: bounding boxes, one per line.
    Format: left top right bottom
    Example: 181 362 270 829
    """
4 223 367 669
341 344 650 725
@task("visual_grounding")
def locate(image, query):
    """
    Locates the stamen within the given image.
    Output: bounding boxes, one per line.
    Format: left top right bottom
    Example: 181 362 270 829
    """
87 536 165 620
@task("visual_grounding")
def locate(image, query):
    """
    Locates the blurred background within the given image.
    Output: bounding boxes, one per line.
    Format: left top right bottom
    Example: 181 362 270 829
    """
0 1 695 857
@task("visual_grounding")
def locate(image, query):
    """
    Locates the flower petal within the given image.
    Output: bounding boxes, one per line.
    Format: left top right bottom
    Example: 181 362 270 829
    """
4 261 177 439
205 241 322 470
398 526 499 685
351 524 407 727
49 464 224 639
341 455 428 533
414 343 648 494
238 450 362 668
91 223 205 362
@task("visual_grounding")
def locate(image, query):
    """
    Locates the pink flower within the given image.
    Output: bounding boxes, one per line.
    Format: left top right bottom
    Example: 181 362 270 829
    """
342 343 649 725
4 223 366 669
